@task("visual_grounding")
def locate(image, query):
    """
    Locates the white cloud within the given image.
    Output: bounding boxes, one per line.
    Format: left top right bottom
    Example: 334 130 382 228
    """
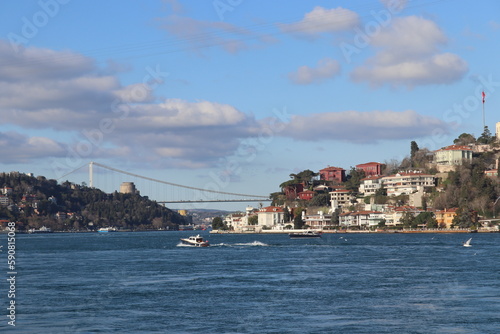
280 6 359 37
0 40 264 168
0 131 66 163
352 53 468 87
158 15 273 54
277 110 449 143
288 58 341 85
351 16 468 88
379 0 408 12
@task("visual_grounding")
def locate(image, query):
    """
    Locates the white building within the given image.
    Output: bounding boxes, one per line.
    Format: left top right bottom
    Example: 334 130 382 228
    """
303 211 332 230
257 206 284 229
339 211 384 228
383 206 424 226
330 189 355 210
359 175 383 196
381 171 436 197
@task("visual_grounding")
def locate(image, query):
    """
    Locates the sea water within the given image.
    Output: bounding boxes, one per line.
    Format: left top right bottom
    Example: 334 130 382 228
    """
2 231 500 333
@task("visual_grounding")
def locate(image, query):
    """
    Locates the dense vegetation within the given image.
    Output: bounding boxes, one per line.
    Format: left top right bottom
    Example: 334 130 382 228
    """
0 172 186 231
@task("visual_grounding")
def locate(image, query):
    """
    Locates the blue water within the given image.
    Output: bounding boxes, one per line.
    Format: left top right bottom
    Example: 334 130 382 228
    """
2 232 500 333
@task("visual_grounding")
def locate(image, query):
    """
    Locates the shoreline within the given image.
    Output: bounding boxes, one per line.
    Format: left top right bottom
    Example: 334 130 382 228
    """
210 228 498 234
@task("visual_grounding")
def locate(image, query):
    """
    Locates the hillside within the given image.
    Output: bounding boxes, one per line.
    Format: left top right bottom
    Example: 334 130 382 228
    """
0 172 186 231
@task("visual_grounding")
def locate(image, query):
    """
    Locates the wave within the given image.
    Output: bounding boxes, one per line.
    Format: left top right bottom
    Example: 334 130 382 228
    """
210 241 270 247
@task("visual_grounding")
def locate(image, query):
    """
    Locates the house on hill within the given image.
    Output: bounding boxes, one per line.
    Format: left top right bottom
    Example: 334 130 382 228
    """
319 166 346 183
356 162 383 176
434 145 473 172
330 189 355 210
381 171 436 197
359 175 383 196
298 190 315 201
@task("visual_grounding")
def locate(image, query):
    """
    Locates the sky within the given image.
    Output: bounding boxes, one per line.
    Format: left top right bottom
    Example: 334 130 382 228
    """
0 0 499 211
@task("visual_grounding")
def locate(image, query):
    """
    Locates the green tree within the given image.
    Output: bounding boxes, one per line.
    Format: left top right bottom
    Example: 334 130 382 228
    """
451 207 478 229
248 215 258 225
413 212 437 228
410 141 419 166
453 133 476 146
344 167 365 193
399 211 415 228
211 216 226 230
293 208 305 229
477 126 494 145
309 193 330 206
283 207 291 223
294 215 305 229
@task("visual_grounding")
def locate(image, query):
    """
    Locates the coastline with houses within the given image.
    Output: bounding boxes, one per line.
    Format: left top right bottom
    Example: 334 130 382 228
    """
213 126 500 235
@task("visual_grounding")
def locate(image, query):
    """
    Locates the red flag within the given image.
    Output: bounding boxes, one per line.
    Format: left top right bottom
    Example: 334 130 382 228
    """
482 91 486 103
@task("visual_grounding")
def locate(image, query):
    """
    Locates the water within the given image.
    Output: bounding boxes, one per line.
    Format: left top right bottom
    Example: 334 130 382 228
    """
2 231 500 333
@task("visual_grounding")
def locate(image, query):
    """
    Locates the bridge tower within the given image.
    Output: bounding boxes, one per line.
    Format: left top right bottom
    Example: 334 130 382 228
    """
89 161 94 188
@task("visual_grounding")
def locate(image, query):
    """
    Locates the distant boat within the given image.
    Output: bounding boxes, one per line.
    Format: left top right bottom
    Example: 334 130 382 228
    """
180 234 209 247
463 238 472 247
289 230 322 239
28 226 53 234
98 227 117 233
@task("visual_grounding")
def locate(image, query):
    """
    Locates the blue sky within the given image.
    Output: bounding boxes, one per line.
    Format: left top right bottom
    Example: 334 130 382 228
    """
1 0 499 210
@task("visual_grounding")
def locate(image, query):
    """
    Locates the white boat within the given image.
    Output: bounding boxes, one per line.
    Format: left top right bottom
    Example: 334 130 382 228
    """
289 230 322 239
180 234 210 247
28 226 53 234
98 227 117 233
463 238 472 247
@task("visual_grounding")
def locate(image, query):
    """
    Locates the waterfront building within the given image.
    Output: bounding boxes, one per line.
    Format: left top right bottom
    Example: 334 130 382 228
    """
434 208 458 228
303 211 332 229
384 206 424 226
257 206 284 229
339 211 384 228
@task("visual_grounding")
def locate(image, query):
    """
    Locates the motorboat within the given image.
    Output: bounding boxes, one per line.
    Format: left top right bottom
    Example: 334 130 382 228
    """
28 226 53 234
98 227 117 233
180 234 210 247
289 230 322 238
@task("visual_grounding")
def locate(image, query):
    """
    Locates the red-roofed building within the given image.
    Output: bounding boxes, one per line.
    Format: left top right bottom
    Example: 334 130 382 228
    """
319 166 346 183
359 175 384 195
356 162 383 176
298 190 315 201
257 206 284 228
434 145 473 172
434 208 459 228
282 183 304 200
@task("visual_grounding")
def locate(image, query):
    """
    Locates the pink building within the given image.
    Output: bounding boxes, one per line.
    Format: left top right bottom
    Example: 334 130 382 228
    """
319 166 346 183
356 162 383 176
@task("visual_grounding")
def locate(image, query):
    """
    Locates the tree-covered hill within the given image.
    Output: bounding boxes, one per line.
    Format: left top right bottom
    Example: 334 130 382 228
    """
0 172 186 231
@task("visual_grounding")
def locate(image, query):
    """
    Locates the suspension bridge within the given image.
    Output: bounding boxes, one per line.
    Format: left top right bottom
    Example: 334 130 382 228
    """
57 161 271 204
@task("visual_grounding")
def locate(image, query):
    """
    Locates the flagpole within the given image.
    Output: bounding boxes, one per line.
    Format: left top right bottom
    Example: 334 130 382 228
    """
482 91 486 130
483 100 485 130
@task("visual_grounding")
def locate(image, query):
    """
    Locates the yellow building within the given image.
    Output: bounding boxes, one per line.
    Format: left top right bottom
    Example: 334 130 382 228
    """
434 208 458 228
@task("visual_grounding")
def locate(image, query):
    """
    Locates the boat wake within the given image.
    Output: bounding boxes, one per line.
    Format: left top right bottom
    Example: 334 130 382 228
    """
176 242 202 247
211 241 270 247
